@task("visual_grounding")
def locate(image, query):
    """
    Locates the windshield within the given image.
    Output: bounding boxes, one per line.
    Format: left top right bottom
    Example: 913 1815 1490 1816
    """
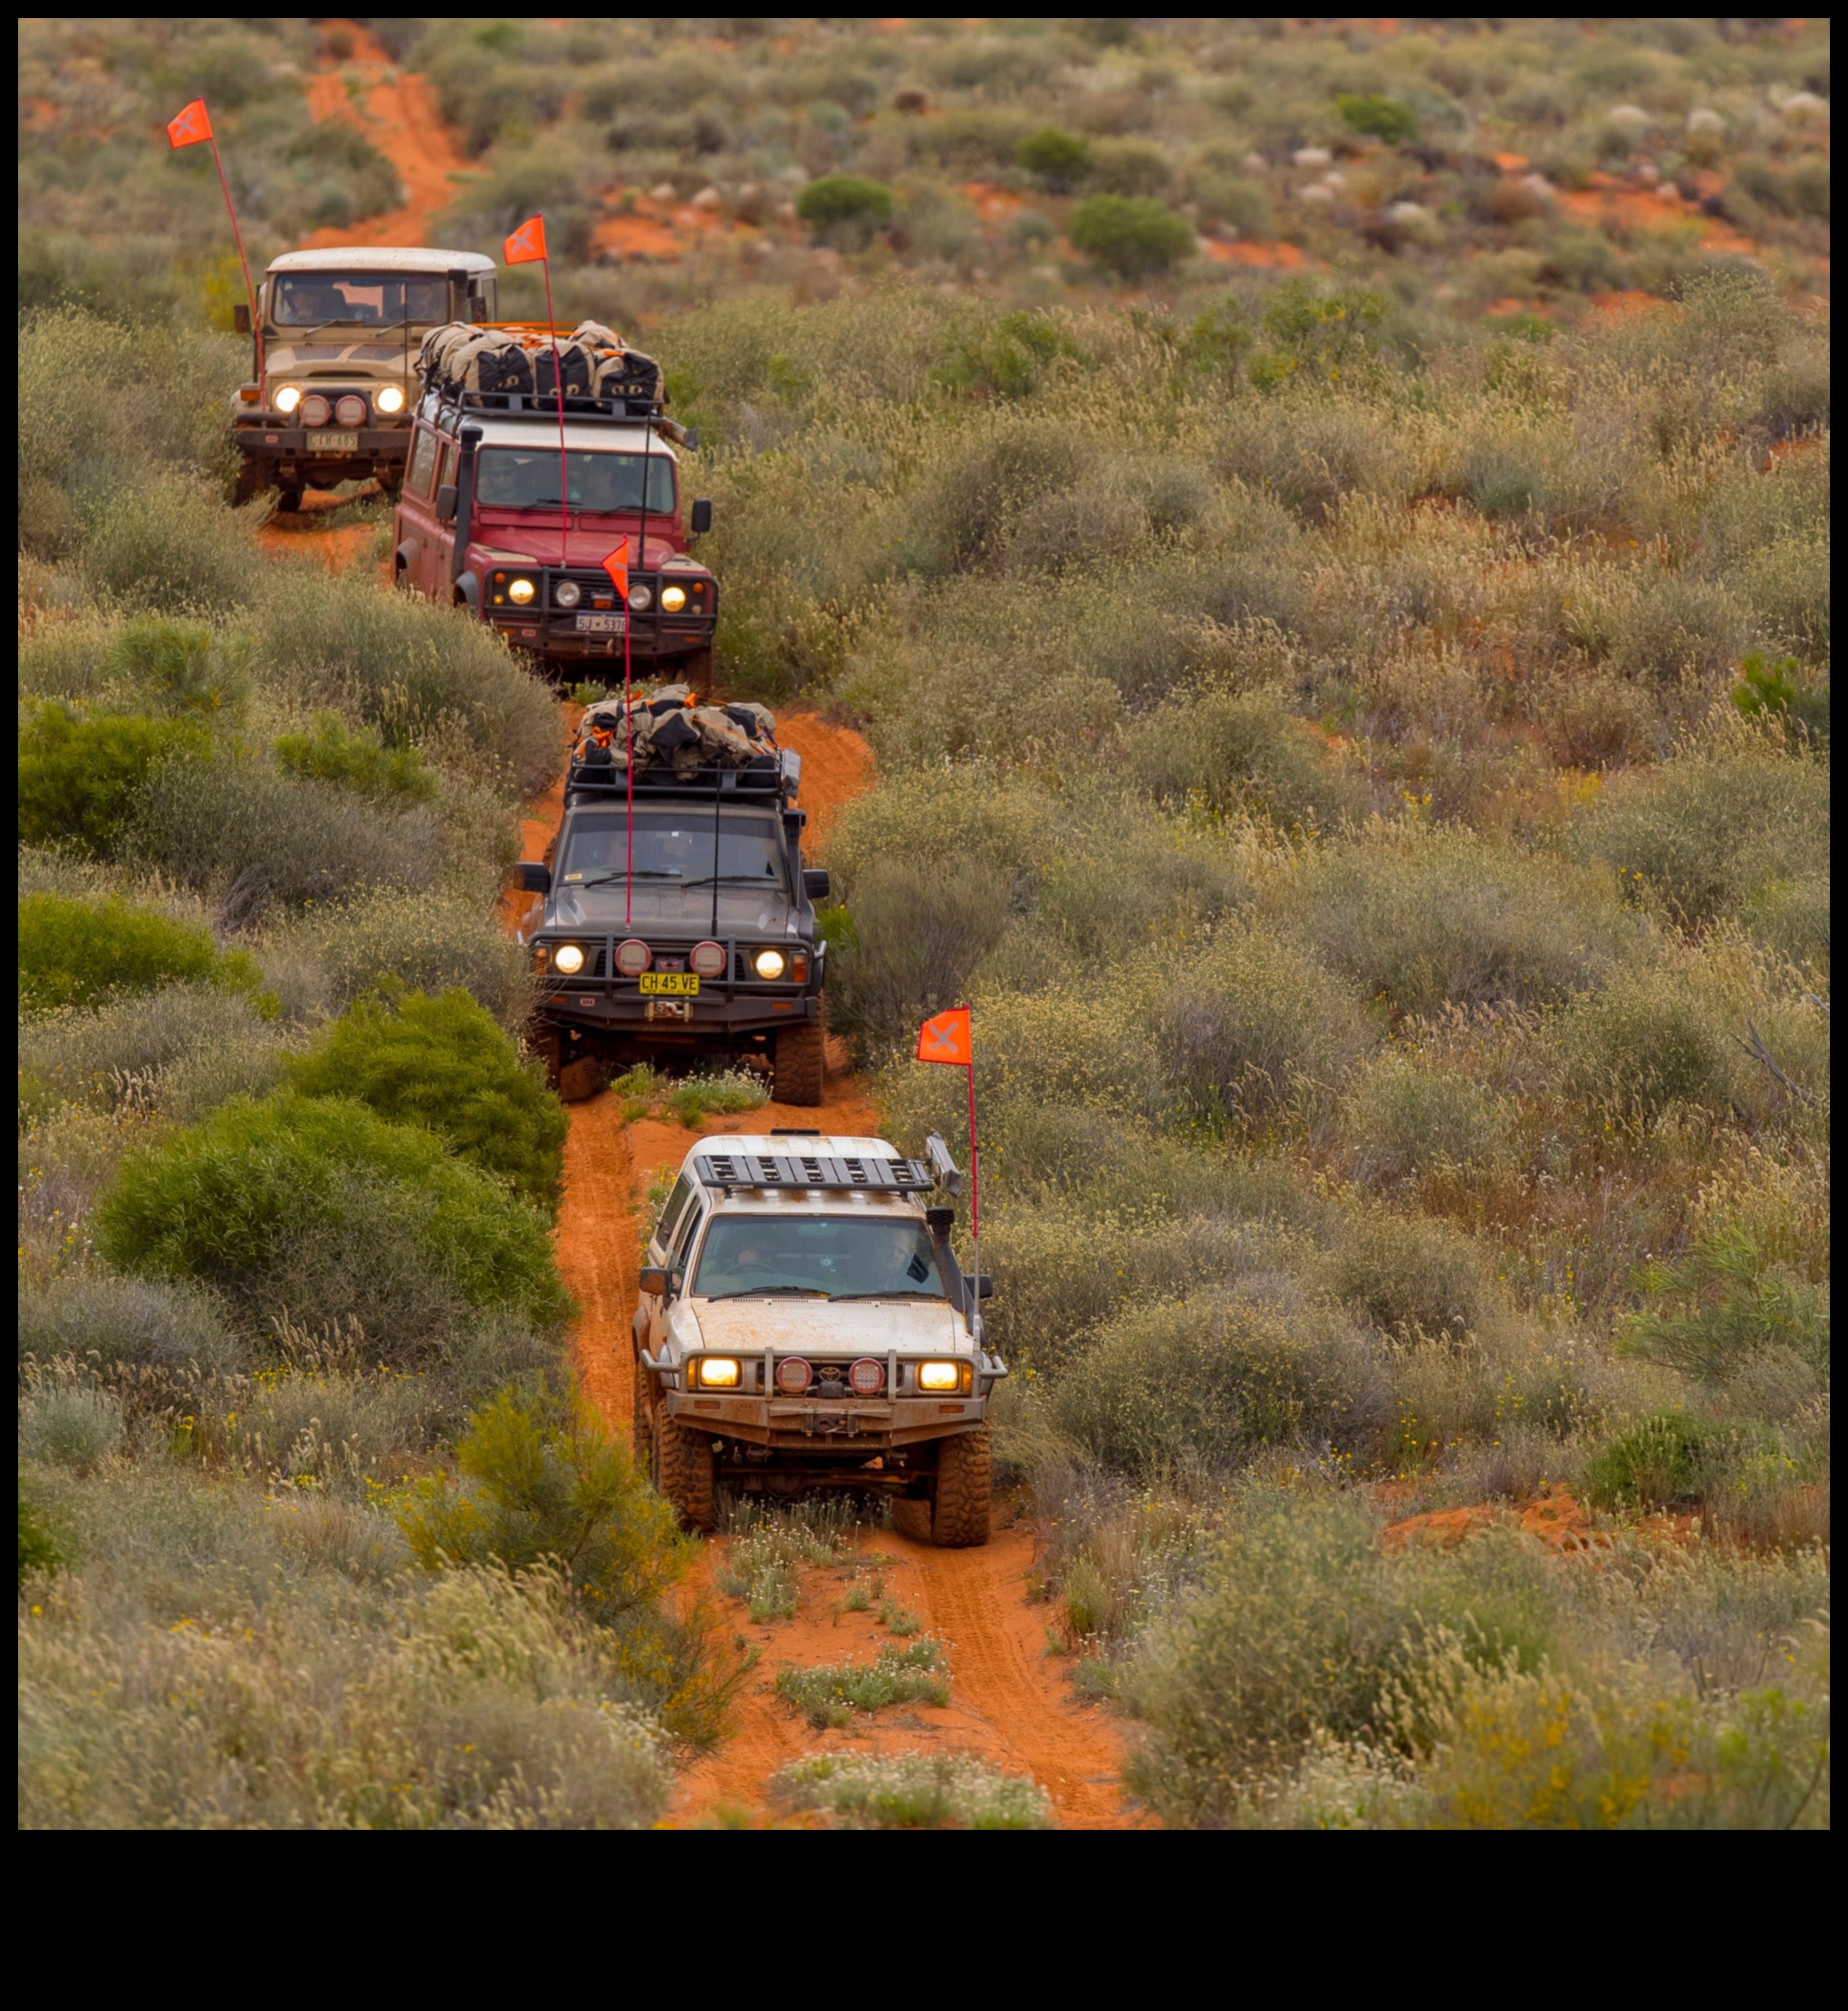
476 448 676 514
272 272 449 326
559 810 784 890
693 1215 948 1301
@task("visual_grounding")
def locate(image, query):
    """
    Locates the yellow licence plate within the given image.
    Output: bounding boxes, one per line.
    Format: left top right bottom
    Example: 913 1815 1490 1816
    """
639 972 699 996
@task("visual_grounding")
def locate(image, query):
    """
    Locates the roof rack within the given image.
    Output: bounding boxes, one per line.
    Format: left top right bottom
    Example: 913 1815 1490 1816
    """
420 383 669 425
694 1149 933 1194
564 755 795 802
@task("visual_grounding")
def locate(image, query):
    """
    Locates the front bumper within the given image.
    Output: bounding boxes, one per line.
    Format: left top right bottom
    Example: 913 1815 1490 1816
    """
538 981 820 1039
235 424 411 464
666 1390 987 1449
490 615 717 663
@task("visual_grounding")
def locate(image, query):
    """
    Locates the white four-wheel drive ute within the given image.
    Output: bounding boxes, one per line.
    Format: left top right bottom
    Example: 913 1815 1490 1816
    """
632 1130 1003 1545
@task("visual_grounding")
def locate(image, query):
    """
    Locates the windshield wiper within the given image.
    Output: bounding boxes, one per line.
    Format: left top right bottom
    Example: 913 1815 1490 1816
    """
700 1285 831 1301
570 869 684 888
685 874 783 887
827 1290 945 1302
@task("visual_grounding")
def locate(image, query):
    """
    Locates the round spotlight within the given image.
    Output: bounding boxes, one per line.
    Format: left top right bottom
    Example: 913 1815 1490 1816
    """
552 943 584 975
334 393 368 428
553 579 582 610
614 938 651 977
659 583 688 613
752 948 788 981
689 940 727 978
775 1357 813 1394
628 583 653 612
848 1358 885 1396
300 393 332 428
274 384 302 414
374 384 406 415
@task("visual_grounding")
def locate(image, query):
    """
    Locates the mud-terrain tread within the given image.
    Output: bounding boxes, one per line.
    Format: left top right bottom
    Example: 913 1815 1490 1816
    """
652 1400 716 1532
773 1018 825 1106
631 1357 654 1453
929 1427 992 1547
890 1496 934 1544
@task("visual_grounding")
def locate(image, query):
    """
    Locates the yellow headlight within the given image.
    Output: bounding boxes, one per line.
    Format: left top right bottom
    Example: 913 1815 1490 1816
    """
508 578 536 606
918 1361 960 1392
660 583 688 612
274 385 302 413
553 943 584 975
697 1356 740 1388
753 948 787 981
375 384 406 415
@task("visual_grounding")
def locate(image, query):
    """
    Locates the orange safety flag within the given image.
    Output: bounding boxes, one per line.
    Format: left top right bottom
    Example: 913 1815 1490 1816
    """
166 99 213 149
602 537 630 601
504 215 548 265
917 1006 972 1067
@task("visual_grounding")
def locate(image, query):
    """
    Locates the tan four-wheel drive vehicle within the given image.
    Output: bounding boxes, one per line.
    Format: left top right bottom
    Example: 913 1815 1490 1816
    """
229 247 497 507
632 1132 1004 1546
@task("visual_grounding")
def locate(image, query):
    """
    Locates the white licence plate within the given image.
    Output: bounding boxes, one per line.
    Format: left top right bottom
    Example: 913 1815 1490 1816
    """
574 613 627 634
307 430 359 452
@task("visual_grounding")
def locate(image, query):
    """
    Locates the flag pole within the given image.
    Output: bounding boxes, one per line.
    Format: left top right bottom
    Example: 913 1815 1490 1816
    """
538 237 570 592
207 128 264 394
963 1006 981 1346
623 535 634 929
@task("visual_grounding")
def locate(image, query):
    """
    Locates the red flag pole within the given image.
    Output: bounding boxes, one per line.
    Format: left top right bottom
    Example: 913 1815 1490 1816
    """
963 1006 981 1342
623 536 634 929
537 242 570 589
206 130 264 394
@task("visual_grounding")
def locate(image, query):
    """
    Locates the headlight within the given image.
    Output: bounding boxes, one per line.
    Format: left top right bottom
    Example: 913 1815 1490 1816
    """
628 582 653 611
918 1361 961 1392
554 579 582 609
752 948 788 981
552 943 584 975
375 384 406 415
274 385 302 414
659 583 688 613
695 1357 740 1389
508 578 536 606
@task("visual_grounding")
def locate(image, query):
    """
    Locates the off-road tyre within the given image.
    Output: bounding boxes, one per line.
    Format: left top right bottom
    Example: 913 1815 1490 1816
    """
276 483 303 514
929 1427 992 1547
773 1017 825 1106
233 460 269 507
558 1055 611 1103
681 646 714 686
890 1496 934 1544
652 1399 716 1532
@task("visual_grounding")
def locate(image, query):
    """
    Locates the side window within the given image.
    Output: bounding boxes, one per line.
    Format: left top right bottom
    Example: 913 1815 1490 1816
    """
668 1198 705 1284
406 426 438 499
436 441 457 493
651 1175 694 1257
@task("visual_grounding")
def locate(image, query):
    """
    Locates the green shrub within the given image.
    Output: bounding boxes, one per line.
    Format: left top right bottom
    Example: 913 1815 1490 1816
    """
17 1274 245 1378
770 1750 1053 1829
18 892 259 1015
18 1487 64 1585
1583 1412 1714 1511
100 614 251 716
775 1640 949 1728
796 174 894 249
273 714 438 803
661 1068 769 1129
1292 830 1621 1016
827 858 1013 1058
1618 1224 1830 1384
287 989 566 1216
1015 127 1092 192
1128 688 1363 832
18 1383 125 1469
17 705 207 855
92 1091 570 1341
1562 963 1730 1121
1334 93 1419 145
1326 1206 1489 1339
1068 195 1196 281
80 474 264 615
716 1499 857 1622
1052 1293 1389 1478
1577 741 1830 929
398 1385 737 1746
1342 1054 1510 1181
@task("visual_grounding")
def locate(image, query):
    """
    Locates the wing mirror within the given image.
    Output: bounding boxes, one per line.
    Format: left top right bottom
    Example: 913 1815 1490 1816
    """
976 1275 994 1300
803 867 831 901
639 1266 671 1298
233 303 251 335
515 861 551 894
689 497 713 534
435 483 457 524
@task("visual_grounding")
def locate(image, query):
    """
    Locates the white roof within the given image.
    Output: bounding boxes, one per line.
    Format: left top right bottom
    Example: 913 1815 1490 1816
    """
267 247 496 274
471 415 678 458
693 1135 902 1163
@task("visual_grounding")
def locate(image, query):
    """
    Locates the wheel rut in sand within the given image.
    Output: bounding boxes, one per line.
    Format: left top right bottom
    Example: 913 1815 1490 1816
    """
508 705 1150 1830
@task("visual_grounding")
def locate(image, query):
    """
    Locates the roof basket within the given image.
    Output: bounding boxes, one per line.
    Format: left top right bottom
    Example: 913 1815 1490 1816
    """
565 751 797 801
693 1149 933 1193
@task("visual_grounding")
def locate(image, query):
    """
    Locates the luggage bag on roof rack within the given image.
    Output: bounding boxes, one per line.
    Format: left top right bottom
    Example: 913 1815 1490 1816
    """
417 321 664 407
569 688 781 786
